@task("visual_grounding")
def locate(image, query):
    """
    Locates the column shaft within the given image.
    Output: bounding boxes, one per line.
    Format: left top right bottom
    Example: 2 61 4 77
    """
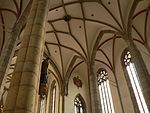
88 61 102 113
3 0 49 113
0 0 32 87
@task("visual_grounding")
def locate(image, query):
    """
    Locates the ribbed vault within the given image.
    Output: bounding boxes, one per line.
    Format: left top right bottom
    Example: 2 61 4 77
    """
0 0 150 92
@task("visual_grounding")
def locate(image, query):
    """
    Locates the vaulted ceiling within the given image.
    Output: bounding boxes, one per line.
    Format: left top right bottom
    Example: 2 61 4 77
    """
0 0 150 83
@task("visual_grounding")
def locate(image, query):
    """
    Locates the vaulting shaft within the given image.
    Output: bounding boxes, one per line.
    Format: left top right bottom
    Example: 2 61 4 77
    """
3 0 49 113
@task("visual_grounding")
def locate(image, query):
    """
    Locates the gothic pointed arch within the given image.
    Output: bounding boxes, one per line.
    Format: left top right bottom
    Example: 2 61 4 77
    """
74 93 86 113
97 68 115 113
121 48 149 113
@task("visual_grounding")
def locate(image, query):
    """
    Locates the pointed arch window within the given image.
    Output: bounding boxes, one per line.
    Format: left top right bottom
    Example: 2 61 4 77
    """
97 69 115 113
123 50 149 113
51 85 56 113
50 81 56 113
39 96 47 113
74 94 86 113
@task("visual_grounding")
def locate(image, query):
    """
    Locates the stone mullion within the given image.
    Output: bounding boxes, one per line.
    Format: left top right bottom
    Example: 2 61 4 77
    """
3 0 49 113
126 38 150 110
88 61 102 113
122 62 140 113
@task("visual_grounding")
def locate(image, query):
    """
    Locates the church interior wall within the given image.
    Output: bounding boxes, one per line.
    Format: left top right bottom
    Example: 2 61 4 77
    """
65 71 90 113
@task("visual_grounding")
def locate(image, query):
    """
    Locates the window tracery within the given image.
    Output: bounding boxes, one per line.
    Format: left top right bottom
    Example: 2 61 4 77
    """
97 69 115 113
123 50 149 113
74 94 86 113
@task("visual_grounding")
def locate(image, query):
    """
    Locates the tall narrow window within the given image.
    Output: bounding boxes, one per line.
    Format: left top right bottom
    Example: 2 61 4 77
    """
74 94 86 113
51 85 56 113
97 69 115 113
48 80 57 113
123 51 149 113
39 96 46 113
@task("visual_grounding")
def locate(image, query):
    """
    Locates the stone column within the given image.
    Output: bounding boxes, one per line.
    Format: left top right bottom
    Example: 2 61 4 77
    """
3 0 49 112
126 37 150 110
88 61 102 113
0 0 32 86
